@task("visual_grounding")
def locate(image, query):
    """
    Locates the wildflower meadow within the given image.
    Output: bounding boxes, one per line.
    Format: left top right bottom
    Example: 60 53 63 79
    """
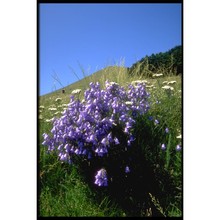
39 66 182 217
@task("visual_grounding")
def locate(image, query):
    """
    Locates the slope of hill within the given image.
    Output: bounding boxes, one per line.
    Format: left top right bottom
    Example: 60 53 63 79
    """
39 66 128 104
39 45 182 100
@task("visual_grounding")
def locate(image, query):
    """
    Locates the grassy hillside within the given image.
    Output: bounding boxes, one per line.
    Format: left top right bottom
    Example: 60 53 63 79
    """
39 63 182 217
40 66 127 106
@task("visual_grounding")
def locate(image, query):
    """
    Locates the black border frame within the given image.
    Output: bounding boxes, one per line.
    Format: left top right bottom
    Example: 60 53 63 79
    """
37 1 183 219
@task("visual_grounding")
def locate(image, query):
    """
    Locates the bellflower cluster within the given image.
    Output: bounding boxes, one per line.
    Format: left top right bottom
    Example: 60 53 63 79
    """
94 168 108 186
42 81 150 184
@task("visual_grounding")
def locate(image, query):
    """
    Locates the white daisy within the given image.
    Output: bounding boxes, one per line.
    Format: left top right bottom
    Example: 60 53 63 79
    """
71 89 81 94
162 85 174 91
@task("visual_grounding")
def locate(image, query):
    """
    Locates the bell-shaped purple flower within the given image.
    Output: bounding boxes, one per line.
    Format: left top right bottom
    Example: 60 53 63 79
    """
101 137 108 147
125 166 130 173
176 144 182 151
155 119 159 124
114 137 120 145
94 168 108 186
161 143 166 150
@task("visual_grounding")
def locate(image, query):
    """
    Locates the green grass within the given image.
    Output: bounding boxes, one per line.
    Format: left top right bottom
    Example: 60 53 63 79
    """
39 64 182 217
39 108 124 217
40 164 123 217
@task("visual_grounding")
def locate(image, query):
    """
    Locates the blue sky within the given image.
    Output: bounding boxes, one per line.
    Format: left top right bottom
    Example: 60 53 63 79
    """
39 3 182 95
